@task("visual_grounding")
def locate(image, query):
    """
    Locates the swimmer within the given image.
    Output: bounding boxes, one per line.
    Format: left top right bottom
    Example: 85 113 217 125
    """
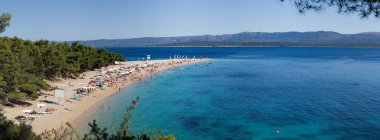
275 129 280 134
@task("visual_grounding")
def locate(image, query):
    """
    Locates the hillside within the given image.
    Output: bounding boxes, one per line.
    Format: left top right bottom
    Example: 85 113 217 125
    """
73 31 380 47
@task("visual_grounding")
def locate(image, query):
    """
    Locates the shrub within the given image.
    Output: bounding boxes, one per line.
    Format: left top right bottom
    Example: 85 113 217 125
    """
0 112 40 140
7 92 26 100
36 80 50 91
18 84 38 99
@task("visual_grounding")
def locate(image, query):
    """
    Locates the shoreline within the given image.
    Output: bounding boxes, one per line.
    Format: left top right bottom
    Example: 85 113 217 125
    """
2 58 211 134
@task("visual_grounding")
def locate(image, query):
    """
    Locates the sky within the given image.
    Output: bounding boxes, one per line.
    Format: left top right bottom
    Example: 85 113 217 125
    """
1 0 380 41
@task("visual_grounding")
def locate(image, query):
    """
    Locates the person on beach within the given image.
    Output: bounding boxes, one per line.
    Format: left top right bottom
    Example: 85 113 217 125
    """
65 108 73 111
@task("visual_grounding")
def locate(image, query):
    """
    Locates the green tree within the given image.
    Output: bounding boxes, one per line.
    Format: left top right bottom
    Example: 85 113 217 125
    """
0 43 20 93
281 0 380 18
0 109 39 140
0 13 11 34
0 12 124 102
43 45 65 79
0 37 124 102
30 45 46 77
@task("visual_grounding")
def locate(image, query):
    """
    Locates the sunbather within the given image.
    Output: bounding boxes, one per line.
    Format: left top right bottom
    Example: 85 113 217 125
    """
65 108 73 111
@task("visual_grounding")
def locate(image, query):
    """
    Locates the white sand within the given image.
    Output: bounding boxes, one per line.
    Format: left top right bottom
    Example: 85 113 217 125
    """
2 59 210 134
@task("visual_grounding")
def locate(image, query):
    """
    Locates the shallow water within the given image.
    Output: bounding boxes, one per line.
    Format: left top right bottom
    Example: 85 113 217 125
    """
80 47 380 139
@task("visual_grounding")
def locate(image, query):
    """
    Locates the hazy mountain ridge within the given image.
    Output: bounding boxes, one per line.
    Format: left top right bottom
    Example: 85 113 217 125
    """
73 31 380 47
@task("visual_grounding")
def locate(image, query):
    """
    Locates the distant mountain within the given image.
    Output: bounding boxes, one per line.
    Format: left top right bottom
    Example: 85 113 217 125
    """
73 31 380 47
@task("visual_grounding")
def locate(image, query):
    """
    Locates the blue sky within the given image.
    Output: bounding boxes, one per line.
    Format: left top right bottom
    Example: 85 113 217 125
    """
1 0 380 41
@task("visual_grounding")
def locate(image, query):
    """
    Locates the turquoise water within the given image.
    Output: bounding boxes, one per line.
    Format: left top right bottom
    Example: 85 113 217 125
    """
80 47 380 139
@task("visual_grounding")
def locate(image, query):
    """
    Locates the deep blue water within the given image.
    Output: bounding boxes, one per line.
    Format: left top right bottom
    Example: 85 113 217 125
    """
80 47 380 139
106 47 380 61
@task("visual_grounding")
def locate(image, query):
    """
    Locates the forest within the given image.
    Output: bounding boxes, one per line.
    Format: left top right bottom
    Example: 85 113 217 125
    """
0 37 124 105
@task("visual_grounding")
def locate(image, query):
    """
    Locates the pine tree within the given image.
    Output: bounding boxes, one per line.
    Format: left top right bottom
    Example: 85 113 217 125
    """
0 43 20 92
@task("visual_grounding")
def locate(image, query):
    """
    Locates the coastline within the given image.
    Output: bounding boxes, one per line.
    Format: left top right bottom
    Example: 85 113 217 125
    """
2 58 210 134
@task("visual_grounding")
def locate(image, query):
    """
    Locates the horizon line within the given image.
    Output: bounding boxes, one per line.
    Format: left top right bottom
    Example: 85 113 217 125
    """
3 30 380 42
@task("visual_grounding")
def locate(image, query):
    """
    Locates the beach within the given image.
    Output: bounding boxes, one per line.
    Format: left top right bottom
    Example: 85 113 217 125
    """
2 58 210 134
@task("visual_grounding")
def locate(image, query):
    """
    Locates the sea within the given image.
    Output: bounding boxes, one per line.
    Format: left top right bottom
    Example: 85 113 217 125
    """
76 47 380 140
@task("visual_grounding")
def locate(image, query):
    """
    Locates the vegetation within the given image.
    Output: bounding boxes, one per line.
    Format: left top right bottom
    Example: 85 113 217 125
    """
282 0 380 18
0 13 11 34
0 13 122 103
0 37 124 103
0 110 40 140
0 37 124 101
0 13 124 104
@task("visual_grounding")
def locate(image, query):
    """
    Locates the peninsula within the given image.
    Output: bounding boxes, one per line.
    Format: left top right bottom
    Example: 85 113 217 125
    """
3 58 210 133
